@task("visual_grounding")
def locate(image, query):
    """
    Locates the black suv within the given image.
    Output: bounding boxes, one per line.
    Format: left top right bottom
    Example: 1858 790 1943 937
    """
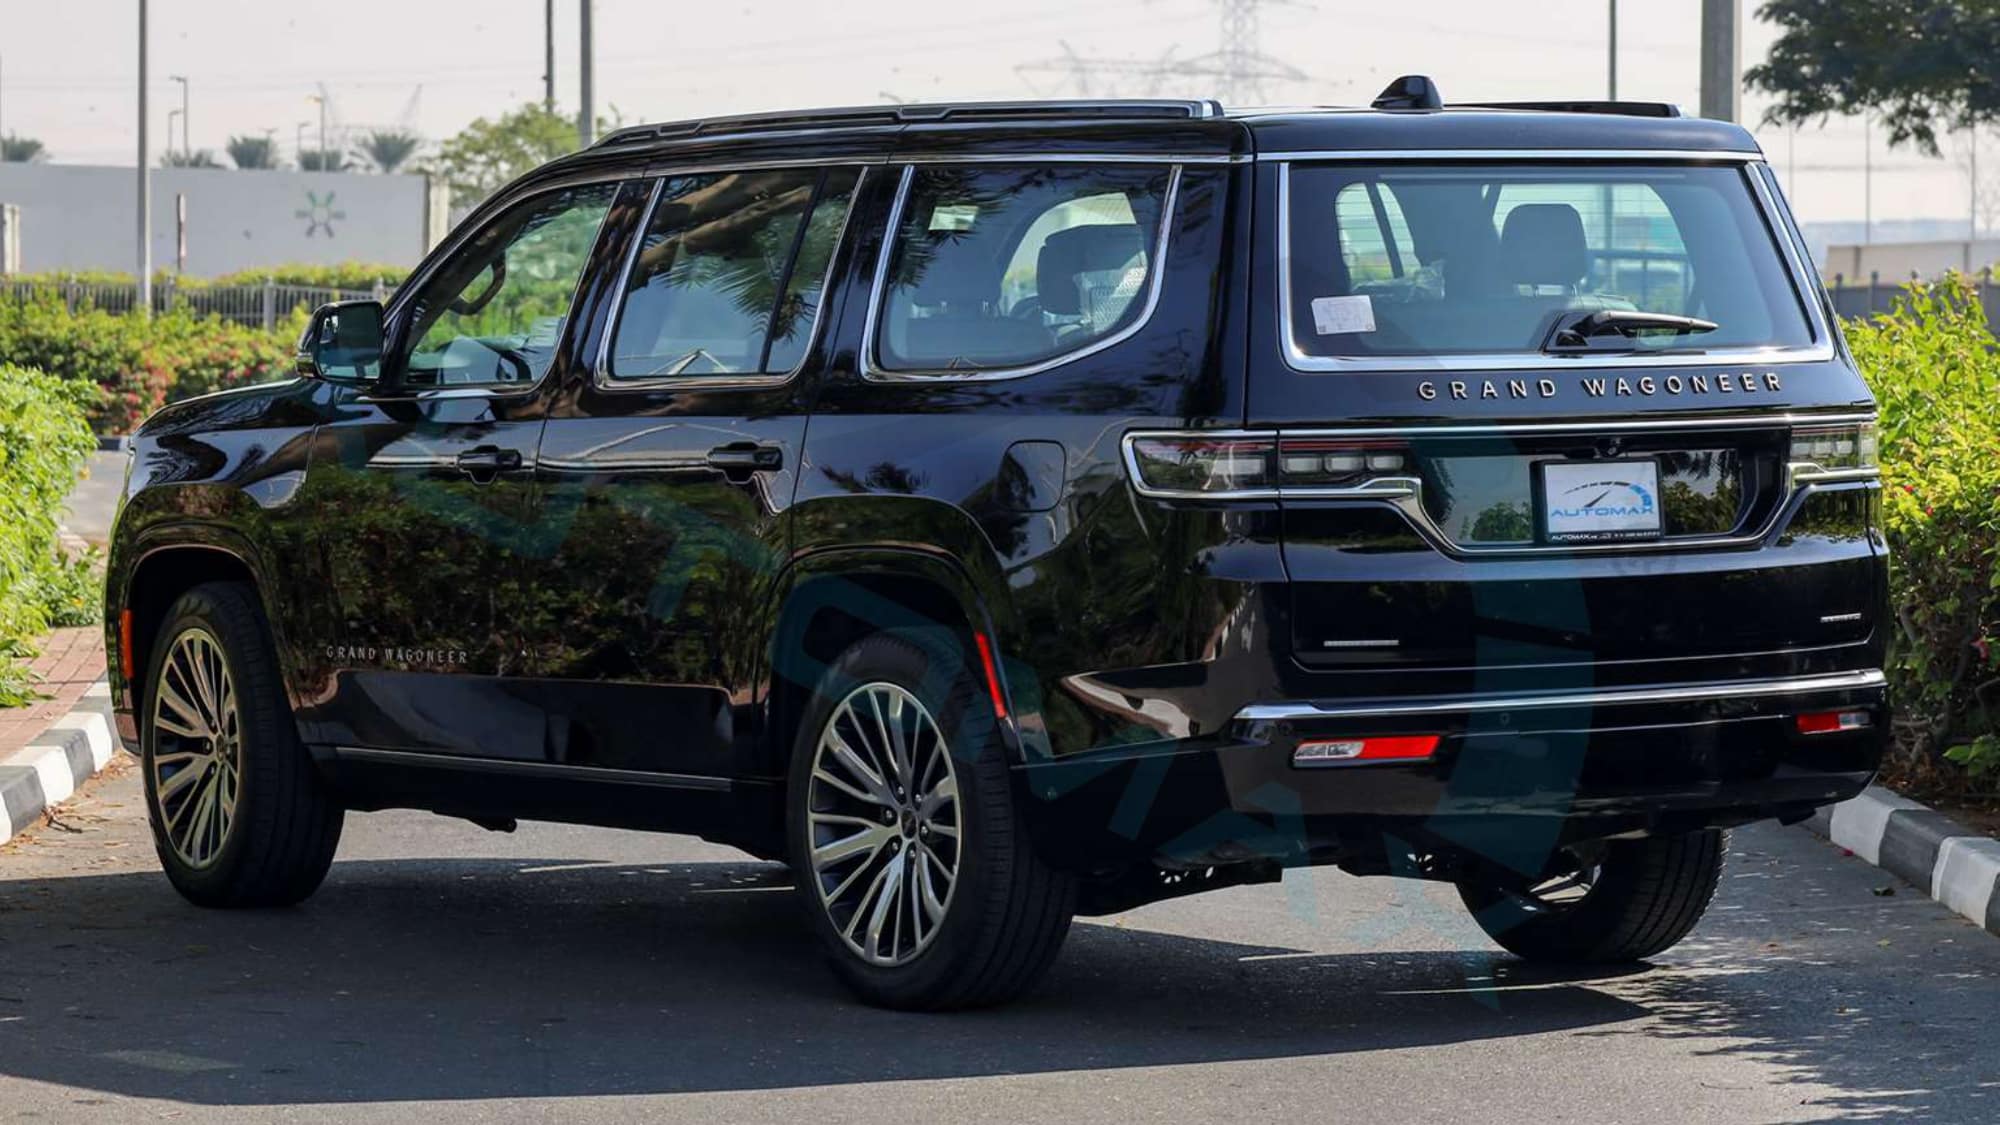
104 79 1887 1009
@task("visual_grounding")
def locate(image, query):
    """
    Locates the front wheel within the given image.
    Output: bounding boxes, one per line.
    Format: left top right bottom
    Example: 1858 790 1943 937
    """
141 582 344 908
1457 829 1726 963
787 632 1074 1009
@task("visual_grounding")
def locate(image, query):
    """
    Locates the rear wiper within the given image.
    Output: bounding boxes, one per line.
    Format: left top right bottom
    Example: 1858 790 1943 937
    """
1545 310 1719 352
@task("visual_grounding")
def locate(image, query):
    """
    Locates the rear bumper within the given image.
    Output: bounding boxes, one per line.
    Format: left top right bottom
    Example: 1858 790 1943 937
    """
1016 669 1885 870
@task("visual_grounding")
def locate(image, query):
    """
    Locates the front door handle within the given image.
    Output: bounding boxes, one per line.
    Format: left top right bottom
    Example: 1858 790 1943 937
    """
705 443 783 477
455 446 523 478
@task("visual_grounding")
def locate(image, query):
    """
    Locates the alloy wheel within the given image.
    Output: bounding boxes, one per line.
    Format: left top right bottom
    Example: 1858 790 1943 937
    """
149 627 243 869
806 681 962 967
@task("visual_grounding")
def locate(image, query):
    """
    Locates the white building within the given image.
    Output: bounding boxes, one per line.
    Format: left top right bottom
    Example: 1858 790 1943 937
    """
0 163 449 277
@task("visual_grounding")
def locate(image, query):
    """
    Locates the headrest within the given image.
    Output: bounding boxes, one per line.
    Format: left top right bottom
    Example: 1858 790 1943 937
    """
1037 223 1145 315
1499 203 1588 289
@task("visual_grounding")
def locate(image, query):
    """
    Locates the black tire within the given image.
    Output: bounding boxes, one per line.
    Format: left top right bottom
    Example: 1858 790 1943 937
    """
1457 829 1726 963
141 582 343 908
786 631 1075 1010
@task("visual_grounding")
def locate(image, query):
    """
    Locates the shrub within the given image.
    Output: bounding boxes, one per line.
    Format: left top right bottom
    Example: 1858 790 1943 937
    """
0 365 97 706
1846 275 2000 786
0 295 294 433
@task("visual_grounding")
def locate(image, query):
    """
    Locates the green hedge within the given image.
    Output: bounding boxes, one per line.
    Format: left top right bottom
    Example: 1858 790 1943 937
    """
0 365 98 706
0 295 301 434
1848 276 2000 785
6 263 407 290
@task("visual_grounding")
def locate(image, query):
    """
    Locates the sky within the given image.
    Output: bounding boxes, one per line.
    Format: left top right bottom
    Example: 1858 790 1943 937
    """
0 0 1980 234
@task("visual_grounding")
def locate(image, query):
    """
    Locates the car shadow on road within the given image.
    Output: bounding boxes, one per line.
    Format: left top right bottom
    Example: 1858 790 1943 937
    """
0 856 1662 1105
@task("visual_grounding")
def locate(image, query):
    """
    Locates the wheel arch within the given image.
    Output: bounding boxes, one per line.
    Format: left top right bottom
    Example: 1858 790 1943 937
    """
115 530 283 744
759 547 1032 782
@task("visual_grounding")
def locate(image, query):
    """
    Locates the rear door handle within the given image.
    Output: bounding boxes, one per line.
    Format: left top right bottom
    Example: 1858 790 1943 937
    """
705 444 783 475
455 446 524 475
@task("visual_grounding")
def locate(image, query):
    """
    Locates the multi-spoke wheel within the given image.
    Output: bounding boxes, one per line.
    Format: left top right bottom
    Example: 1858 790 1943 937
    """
807 682 961 966
1457 830 1726 964
141 582 343 908
788 632 1074 1009
149 628 242 869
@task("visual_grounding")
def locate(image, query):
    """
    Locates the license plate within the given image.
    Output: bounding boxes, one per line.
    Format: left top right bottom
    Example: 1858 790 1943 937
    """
1537 459 1663 544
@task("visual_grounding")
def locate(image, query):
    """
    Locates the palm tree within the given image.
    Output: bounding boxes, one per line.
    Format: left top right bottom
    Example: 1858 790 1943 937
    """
160 149 222 168
355 129 422 174
226 135 277 170
298 148 349 173
0 135 47 163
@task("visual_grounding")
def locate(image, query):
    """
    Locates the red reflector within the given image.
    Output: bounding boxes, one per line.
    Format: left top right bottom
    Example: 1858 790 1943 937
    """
1294 734 1440 766
1797 710 1871 735
118 609 134 681
972 633 1008 721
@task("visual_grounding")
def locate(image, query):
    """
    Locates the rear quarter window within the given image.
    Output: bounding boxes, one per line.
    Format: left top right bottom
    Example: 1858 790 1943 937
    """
873 164 1172 374
1286 162 1815 360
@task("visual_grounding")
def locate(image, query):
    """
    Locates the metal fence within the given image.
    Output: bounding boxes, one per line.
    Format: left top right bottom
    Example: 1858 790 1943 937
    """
0 277 388 330
1826 268 2000 333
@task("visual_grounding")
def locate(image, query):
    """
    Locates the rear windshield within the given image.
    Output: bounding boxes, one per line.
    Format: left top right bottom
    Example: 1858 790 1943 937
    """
1285 162 1814 359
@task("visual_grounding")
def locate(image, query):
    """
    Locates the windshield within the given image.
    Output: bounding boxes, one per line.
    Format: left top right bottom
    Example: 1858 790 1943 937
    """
1285 162 1815 359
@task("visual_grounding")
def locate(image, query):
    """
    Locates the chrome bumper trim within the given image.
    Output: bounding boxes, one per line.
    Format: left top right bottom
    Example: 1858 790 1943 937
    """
1233 669 1887 724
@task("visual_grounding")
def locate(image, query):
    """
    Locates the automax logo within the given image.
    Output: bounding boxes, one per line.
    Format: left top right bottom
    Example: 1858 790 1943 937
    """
1550 477 1656 521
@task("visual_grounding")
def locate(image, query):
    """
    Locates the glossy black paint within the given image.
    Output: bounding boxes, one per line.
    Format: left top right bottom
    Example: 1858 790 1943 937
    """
104 104 1887 895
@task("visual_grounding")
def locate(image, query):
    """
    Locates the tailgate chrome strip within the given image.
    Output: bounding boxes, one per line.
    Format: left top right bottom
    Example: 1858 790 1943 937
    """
1233 669 1886 723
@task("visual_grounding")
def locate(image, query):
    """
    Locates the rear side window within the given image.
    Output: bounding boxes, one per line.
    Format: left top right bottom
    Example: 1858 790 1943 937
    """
609 167 858 379
876 165 1171 373
1287 163 1814 360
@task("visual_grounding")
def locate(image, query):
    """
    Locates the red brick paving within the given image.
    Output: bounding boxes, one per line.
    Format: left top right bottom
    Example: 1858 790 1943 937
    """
0 626 105 758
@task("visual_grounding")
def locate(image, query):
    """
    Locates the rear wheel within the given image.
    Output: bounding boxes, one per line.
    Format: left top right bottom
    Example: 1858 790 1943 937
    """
142 582 343 908
787 632 1074 1009
1456 829 1725 963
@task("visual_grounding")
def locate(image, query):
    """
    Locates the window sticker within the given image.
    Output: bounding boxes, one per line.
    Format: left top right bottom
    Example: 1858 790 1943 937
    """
1310 294 1376 335
929 204 980 232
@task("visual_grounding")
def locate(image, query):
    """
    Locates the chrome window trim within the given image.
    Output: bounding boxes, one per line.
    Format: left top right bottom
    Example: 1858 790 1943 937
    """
860 163 1183 384
1232 669 1886 724
1121 414 1881 558
363 169 646 403
1257 148 1765 163
590 165 868 393
1273 158 1836 374
896 151 1243 165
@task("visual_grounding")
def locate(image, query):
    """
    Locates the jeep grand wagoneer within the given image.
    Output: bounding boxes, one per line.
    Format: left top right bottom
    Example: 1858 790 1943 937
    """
105 77 1886 1009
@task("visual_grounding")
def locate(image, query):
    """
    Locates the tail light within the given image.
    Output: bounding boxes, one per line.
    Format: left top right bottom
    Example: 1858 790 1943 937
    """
1124 431 1414 499
1789 421 1878 477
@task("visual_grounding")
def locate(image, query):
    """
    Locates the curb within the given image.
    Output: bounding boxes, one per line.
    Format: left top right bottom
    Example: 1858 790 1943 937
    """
0 680 116 844
1807 785 2000 937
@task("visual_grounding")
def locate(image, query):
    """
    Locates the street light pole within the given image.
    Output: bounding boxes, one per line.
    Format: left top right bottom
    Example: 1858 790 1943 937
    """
578 0 595 146
170 74 188 158
296 121 308 166
1607 0 1617 101
167 108 181 160
544 0 556 113
137 0 152 317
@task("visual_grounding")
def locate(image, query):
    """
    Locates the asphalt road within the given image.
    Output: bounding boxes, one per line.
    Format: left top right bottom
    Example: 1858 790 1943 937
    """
1 760 1995 1124
62 451 127 547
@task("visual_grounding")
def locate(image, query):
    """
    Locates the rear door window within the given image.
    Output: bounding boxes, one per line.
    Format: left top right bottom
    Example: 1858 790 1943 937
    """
609 167 858 379
1286 163 1814 360
874 165 1171 373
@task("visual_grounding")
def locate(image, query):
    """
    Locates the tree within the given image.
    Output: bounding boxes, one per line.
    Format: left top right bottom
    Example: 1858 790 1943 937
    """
430 103 594 205
160 149 222 168
1 135 46 163
355 129 423 174
1747 0 2000 154
298 148 350 173
227 135 277 170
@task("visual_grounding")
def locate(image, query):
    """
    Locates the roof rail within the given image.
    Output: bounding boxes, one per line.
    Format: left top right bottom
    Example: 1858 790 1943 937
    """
1455 100 1685 119
593 99 1227 149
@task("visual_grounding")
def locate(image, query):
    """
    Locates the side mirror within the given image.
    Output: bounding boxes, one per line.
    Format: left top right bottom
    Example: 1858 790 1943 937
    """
297 300 385 385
